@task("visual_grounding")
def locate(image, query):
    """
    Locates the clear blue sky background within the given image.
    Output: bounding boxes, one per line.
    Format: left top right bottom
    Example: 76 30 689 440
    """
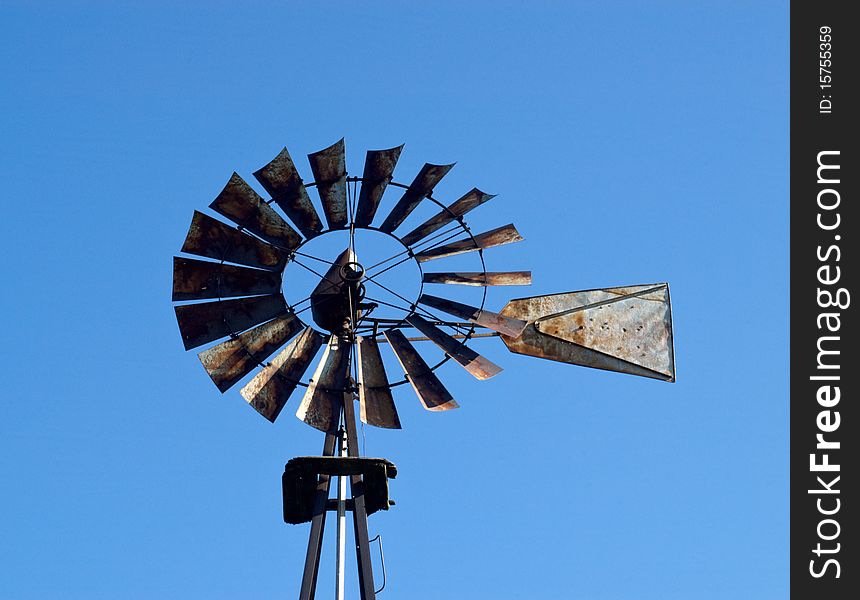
0 2 788 599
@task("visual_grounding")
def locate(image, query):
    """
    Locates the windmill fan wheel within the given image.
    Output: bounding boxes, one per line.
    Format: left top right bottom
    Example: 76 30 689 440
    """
172 139 535 432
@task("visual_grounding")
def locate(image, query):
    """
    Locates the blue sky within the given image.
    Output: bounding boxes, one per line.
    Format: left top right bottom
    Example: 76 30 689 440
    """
0 2 788 598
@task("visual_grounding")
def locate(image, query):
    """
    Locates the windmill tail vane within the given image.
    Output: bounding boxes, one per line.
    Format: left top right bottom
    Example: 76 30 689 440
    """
171 138 676 599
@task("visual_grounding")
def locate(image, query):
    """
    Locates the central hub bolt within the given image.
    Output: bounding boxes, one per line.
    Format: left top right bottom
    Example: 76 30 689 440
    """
340 261 365 283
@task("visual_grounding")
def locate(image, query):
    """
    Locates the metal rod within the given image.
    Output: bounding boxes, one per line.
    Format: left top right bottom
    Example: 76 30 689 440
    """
335 425 347 600
380 331 500 343
293 250 335 266
369 535 387 594
343 390 376 600
363 223 461 277
365 278 469 335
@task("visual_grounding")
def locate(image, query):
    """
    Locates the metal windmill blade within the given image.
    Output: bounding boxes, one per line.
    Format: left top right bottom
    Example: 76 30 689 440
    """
181 211 289 270
241 327 324 422
414 223 524 262
379 162 454 233
174 294 289 351
308 139 348 229
210 172 301 250
296 334 350 432
400 187 495 246
172 257 281 301
384 328 459 411
422 271 533 286
254 147 323 238
418 293 527 337
356 336 400 429
405 314 502 380
170 138 676 600
355 145 403 227
198 313 303 392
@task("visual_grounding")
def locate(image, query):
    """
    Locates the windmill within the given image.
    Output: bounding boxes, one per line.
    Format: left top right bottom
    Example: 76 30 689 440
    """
171 139 675 599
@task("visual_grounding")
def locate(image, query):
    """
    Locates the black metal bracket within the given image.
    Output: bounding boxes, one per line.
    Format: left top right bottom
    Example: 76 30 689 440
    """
283 456 397 524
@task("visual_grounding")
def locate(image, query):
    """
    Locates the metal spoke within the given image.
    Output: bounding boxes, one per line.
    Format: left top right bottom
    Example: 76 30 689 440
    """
293 303 314 317
363 254 415 284
364 225 465 278
381 331 499 343
411 223 466 252
348 177 357 259
363 248 409 274
293 250 335 266
363 294 414 315
363 223 462 274
291 257 342 289
365 277 470 336
364 278 418 316
287 294 313 310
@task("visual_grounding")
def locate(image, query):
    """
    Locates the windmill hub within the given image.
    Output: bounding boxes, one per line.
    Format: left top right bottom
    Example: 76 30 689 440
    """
281 227 422 327
340 260 365 283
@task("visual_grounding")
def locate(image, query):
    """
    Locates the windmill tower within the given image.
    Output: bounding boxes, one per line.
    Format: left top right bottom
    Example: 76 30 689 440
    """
172 139 675 599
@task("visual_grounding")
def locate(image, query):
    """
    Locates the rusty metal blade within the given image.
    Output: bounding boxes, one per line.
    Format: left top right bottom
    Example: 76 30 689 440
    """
405 315 502 380
296 335 349 432
422 271 532 287
174 294 288 351
172 257 281 301
209 172 302 250
308 139 347 229
500 284 675 382
180 211 288 271
415 224 524 263
254 147 323 238
383 329 458 411
379 162 454 233
198 314 302 392
418 294 527 338
240 327 324 422
400 188 495 246
355 145 403 227
357 336 401 429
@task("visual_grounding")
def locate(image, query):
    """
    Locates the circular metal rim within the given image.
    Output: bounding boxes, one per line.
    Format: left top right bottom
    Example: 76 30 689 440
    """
274 176 488 389
190 173 491 393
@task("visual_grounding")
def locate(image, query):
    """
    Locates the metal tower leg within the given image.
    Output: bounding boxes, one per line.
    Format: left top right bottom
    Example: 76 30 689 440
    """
335 426 347 600
299 430 338 600
343 391 376 600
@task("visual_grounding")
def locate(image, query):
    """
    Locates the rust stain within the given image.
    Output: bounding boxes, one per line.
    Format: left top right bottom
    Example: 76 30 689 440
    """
379 162 455 233
384 328 459 411
241 327 324 422
174 293 288 351
422 271 532 287
254 147 323 238
296 335 350 432
308 139 347 229
210 172 301 250
181 211 288 271
400 188 495 246
355 145 403 226
198 313 302 392
500 284 675 382
357 336 401 429
406 314 502 380
415 223 524 262
418 294 527 338
172 257 281 301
